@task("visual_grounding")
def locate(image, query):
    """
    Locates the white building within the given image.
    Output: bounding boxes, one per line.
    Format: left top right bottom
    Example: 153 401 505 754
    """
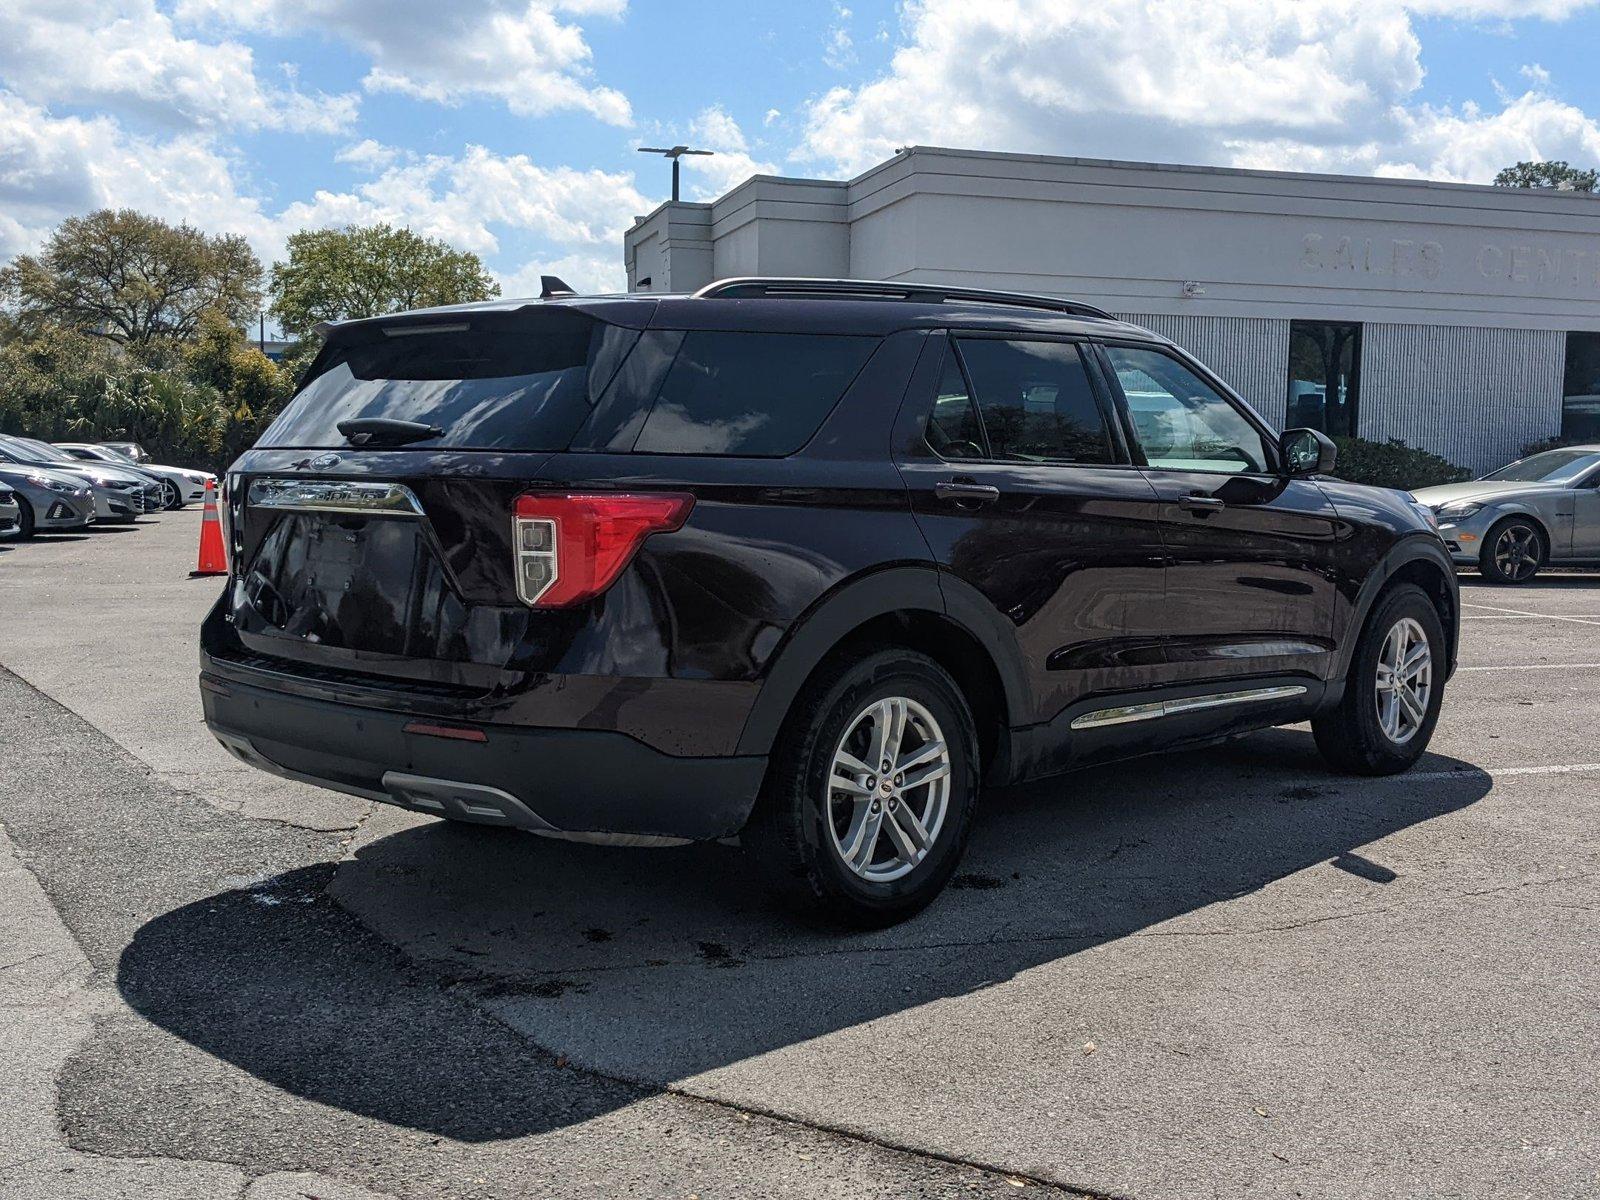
623 146 1600 473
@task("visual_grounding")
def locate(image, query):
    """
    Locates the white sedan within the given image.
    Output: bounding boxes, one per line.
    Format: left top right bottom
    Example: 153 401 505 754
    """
55 443 215 510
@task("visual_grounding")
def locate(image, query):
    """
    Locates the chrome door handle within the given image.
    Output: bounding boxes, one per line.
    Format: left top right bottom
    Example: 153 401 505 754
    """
1179 494 1226 512
935 480 1001 505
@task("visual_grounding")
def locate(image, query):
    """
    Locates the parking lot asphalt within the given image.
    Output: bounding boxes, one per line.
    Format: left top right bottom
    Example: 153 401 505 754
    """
1 512 1596 1199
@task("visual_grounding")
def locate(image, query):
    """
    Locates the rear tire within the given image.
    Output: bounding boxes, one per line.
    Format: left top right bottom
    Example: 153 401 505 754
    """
1479 517 1544 584
14 494 35 540
1312 584 1445 775
744 647 979 927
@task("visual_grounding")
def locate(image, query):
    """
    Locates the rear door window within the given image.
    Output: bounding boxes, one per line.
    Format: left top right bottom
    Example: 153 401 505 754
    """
631 331 877 456
259 310 635 451
952 338 1117 464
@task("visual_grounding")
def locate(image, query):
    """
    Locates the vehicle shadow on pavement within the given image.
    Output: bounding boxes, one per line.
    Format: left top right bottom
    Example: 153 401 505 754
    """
116 728 1491 1141
1460 571 1600 590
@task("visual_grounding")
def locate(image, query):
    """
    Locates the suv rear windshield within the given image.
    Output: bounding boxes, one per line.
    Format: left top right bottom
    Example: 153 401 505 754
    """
259 309 634 451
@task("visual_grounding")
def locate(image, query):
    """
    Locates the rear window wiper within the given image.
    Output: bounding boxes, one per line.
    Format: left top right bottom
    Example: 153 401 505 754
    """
336 418 444 447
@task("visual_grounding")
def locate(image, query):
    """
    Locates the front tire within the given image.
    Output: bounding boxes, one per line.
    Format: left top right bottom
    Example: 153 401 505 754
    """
744 648 979 927
1480 517 1544 584
1313 584 1445 775
163 481 182 510
14 494 35 540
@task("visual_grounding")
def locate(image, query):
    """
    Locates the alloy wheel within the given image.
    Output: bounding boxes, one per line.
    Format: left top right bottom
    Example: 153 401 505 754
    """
1374 616 1432 745
827 696 952 883
1493 524 1540 582
163 481 180 509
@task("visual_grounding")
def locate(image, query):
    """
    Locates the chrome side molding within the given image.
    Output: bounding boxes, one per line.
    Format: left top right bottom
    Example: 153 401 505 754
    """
1070 684 1309 731
249 478 425 518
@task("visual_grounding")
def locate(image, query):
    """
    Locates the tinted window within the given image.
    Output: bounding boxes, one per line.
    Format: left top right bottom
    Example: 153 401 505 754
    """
1483 449 1600 483
632 331 876 456
1106 344 1272 474
1563 331 1600 443
954 338 1114 464
259 310 634 451
925 347 985 458
1286 320 1361 438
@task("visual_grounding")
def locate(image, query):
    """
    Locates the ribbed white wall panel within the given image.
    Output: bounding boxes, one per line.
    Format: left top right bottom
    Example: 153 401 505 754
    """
1358 324 1564 473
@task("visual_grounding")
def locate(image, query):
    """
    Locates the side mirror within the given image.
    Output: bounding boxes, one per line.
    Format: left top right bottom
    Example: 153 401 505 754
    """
1281 427 1337 478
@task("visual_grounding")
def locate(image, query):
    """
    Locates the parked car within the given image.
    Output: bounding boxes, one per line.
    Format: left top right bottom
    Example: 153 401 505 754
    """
1413 445 1600 583
0 462 96 537
0 435 162 520
99 441 152 464
55 442 214 509
199 278 1459 924
0 482 19 538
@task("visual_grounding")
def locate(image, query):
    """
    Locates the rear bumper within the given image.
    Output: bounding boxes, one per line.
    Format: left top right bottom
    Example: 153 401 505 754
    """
200 673 768 843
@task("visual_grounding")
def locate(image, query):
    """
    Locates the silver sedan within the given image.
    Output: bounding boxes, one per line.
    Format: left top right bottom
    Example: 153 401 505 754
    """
0 463 96 538
1412 445 1600 583
0 482 19 537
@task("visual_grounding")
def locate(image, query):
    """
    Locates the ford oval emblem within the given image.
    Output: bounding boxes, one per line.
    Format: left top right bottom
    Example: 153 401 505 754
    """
308 453 342 470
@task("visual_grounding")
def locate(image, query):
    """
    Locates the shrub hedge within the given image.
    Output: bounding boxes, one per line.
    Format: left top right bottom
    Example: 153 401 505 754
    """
1330 436 1473 491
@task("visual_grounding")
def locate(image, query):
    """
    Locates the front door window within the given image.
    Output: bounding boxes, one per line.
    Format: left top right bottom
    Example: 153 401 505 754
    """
1103 345 1272 474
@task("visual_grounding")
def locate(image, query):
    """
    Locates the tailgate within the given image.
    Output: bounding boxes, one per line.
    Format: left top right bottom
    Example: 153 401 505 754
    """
227 464 547 686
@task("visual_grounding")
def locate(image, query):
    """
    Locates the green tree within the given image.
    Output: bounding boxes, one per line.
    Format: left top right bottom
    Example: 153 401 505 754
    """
268 223 498 340
0 209 262 347
1492 160 1598 192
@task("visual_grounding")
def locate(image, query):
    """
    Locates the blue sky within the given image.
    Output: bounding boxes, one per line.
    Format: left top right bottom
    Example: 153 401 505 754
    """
5 0 1600 308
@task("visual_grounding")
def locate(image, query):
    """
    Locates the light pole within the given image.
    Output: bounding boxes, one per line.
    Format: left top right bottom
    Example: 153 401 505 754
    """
637 145 714 202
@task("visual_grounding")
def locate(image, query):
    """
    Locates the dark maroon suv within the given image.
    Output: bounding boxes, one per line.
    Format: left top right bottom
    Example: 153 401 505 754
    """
200 277 1458 924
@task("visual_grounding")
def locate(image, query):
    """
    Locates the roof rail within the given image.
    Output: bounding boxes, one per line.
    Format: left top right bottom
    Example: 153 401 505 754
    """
692 277 1114 320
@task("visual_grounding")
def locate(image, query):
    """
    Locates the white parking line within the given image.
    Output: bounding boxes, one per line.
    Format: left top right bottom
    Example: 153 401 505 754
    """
1397 763 1600 783
1462 602 1600 628
1462 614 1600 621
1456 662 1600 672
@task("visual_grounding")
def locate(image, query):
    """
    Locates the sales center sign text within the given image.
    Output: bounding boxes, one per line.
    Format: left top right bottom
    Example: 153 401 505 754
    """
1300 232 1600 289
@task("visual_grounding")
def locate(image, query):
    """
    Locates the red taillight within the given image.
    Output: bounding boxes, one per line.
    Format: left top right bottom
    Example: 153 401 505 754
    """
512 492 693 608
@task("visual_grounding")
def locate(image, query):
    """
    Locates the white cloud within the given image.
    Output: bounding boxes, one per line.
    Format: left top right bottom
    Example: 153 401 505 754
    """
796 0 1600 185
274 146 648 275
334 138 401 171
500 250 627 296
0 93 641 294
680 106 779 199
824 5 856 70
178 0 631 125
0 90 282 262
0 0 357 134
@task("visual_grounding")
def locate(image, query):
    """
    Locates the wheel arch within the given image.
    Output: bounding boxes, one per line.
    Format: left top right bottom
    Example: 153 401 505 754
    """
735 566 1028 781
1334 535 1460 682
1482 507 1552 558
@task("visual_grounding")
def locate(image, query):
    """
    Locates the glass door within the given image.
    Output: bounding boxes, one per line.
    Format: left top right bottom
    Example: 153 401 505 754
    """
1286 321 1362 438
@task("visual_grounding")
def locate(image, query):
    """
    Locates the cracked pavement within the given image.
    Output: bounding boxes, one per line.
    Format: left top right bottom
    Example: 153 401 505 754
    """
1 513 1597 1198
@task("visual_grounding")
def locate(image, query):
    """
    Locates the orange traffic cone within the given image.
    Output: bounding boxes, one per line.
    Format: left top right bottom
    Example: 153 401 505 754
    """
192 479 228 577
